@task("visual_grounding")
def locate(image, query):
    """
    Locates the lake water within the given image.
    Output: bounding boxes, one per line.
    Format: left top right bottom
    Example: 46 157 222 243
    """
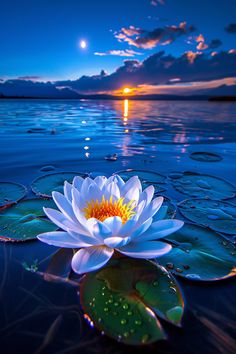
0 99 236 354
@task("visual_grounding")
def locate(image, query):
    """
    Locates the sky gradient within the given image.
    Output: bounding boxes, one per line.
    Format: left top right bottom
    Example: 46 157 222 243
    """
0 0 236 96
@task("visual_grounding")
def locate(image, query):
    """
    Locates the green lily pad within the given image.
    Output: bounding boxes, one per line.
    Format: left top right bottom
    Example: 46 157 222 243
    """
31 172 86 197
169 171 235 200
80 257 184 345
158 223 236 281
0 198 58 242
178 198 236 235
114 169 166 184
190 152 222 162
0 182 27 207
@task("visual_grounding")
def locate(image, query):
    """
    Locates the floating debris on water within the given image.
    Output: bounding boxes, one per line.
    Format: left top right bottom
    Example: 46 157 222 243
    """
105 153 118 161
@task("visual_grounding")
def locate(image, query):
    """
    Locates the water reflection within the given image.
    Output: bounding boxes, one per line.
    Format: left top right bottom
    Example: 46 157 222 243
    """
123 99 129 118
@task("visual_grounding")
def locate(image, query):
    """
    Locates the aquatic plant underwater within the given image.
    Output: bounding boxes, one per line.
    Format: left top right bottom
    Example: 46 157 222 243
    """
0 170 235 346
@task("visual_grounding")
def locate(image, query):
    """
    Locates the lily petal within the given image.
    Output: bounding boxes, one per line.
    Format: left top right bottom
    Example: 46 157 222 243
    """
94 176 107 189
43 207 79 233
71 246 114 274
73 176 84 191
86 218 112 239
121 176 142 197
112 175 125 189
137 219 184 242
64 181 73 202
103 181 120 200
130 217 153 240
104 236 130 248
52 191 77 222
119 241 172 258
139 185 154 205
37 231 88 248
103 216 122 235
137 196 163 225
71 188 87 224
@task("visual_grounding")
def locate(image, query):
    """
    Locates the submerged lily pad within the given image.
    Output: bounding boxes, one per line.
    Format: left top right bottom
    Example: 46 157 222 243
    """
0 199 58 242
178 199 236 235
190 152 222 162
158 223 236 281
80 257 184 345
169 171 235 200
0 182 27 207
31 172 86 197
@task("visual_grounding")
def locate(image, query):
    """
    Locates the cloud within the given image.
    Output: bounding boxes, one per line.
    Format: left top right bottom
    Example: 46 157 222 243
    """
54 50 236 92
151 0 165 6
1 51 236 96
195 34 222 51
115 22 196 49
208 39 222 49
196 42 208 50
94 49 142 57
17 76 41 81
225 23 236 33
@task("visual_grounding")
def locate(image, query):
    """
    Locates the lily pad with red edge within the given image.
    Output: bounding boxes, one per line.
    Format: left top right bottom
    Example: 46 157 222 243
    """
31 172 87 198
80 257 184 345
178 198 236 235
158 223 236 281
0 198 58 242
0 182 27 208
169 171 236 200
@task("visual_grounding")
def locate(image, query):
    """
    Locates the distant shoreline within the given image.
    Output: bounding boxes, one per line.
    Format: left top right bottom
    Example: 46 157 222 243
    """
1 94 236 101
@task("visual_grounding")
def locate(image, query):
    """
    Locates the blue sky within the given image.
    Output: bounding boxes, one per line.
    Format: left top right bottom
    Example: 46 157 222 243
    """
0 0 236 95
0 0 235 79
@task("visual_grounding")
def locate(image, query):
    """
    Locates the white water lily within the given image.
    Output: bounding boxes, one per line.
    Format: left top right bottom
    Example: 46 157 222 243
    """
37 175 184 274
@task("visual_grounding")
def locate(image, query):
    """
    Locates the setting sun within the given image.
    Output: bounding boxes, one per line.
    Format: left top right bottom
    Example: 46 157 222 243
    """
123 87 131 94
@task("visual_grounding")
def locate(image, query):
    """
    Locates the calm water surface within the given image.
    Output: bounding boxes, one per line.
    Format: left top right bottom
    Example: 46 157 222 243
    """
0 99 236 354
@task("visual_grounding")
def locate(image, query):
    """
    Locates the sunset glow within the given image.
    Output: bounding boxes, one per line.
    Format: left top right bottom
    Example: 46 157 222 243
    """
123 87 131 94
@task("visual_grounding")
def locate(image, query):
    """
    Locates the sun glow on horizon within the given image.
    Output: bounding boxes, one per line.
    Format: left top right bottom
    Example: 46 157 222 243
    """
123 87 131 94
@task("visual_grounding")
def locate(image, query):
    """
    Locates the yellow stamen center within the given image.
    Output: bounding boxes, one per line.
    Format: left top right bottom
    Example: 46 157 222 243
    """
83 196 136 223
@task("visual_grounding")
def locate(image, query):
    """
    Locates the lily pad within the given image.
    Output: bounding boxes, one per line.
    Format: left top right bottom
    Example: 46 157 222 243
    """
80 257 184 345
190 152 222 162
114 169 166 184
158 223 236 281
0 198 58 242
178 198 236 235
0 182 27 207
31 172 86 197
169 171 235 200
